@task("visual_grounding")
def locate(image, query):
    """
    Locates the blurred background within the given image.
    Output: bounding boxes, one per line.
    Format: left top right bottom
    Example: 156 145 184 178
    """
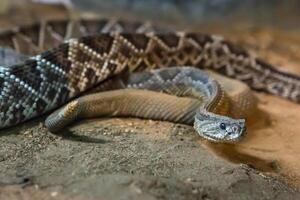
0 0 299 30
71 0 300 29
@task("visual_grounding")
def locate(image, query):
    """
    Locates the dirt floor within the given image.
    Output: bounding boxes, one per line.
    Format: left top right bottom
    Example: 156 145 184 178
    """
1 2 300 200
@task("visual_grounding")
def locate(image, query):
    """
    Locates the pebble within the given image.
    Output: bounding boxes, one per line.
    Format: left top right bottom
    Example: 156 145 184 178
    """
50 191 58 197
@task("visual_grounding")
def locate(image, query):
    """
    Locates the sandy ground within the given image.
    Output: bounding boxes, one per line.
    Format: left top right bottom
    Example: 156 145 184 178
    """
1 118 300 200
1 2 300 200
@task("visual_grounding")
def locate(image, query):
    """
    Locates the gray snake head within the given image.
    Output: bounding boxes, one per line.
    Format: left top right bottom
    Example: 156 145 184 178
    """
194 112 246 142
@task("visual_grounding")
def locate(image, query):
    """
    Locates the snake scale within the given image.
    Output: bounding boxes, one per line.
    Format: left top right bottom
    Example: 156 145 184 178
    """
0 18 299 142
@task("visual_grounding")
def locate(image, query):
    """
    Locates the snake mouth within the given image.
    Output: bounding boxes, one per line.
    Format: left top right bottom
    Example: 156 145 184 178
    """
202 133 244 143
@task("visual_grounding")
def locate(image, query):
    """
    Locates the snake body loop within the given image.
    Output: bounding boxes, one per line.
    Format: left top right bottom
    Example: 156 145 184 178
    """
45 67 250 142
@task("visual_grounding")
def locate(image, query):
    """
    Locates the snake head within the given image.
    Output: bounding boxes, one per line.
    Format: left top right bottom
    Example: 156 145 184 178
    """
194 112 246 143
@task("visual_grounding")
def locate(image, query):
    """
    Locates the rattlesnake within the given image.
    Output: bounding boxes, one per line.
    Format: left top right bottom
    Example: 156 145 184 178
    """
45 67 252 142
0 18 298 142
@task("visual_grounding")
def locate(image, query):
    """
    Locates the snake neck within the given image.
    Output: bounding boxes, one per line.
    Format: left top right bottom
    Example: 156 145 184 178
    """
205 81 231 117
205 80 258 122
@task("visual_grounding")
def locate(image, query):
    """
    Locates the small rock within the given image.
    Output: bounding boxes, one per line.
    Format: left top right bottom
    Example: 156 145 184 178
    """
50 191 58 197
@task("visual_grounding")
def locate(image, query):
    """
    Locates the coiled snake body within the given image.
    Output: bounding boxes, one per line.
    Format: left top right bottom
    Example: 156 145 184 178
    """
0 18 299 142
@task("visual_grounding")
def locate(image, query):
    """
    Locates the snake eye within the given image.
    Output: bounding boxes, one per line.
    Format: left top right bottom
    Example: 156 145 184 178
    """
220 123 226 130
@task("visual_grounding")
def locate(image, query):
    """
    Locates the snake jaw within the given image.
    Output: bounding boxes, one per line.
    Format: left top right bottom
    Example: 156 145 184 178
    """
193 112 246 143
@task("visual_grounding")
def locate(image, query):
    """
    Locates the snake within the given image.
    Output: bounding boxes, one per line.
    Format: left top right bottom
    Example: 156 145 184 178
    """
45 67 253 142
0 18 299 142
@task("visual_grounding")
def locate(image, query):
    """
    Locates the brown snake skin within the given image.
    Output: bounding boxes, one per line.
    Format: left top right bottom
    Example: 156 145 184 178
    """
0 18 299 129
